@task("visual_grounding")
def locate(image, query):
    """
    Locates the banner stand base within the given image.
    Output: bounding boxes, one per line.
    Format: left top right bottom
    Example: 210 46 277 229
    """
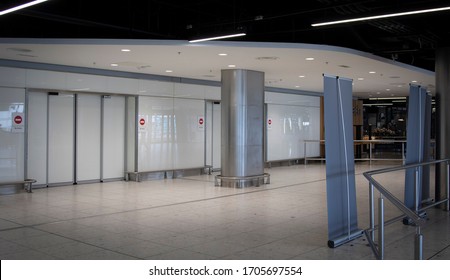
328 230 364 248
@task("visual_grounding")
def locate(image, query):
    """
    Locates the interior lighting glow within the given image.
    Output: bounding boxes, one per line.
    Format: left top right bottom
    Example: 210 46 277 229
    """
369 71 376 74
312 6 450 27
228 65 236 68
218 53 228 56
121 49 131 52
305 57 315 61
165 70 173 73
110 63 118 67
189 33 246 43
0 0 48 16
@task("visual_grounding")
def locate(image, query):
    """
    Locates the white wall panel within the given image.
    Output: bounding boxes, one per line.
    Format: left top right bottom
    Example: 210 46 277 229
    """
126 96 136 172
174 83 205 99
27 91 47 185
265 92 320 107
0 88 25 182
26 69 66 90
48 93 74 184
0 67 26 88
205 102 212 166
267 104 320 161
76 94 101 182
204 86 221 100
106 77 139 94
138 80 173 97
173 98 205 169
138 96 174 171
66 73 107 92
305 107 321 157
103 96 125 179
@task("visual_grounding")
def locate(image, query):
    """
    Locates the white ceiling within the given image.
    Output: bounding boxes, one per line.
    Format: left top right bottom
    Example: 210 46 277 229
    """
0 38 435 98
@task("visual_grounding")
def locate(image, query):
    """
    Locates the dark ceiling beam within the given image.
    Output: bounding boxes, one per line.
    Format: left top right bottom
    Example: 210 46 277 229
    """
16 10 176 38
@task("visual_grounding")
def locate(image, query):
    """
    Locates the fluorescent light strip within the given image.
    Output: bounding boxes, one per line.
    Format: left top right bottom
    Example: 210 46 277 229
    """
189 33 246 43
0 0 48 16
312 6 450 27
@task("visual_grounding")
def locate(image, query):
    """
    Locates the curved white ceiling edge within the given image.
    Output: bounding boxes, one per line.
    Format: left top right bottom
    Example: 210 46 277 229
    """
0 38 435 98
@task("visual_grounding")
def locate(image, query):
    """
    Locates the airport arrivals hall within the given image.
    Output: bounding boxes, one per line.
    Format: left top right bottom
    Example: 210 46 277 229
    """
0 1 449 260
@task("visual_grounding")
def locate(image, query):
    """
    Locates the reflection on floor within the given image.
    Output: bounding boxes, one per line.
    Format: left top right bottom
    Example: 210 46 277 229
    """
0 162 449 260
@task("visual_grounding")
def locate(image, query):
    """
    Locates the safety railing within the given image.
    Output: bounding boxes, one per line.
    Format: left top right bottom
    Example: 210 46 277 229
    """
303 139 436 165
363 159 450 260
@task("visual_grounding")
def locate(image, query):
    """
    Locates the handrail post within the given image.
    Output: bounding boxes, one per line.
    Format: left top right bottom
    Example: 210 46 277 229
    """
414 226 423 260
415 167 420 212
402 142 405 164
304 141 307 166
369 183 375 242
447 162 450 211
378 194 385 260
370 142 372 165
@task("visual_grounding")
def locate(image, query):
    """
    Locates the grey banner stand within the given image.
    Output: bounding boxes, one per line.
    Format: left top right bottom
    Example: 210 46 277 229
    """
404 85 431 213
323 75 362 248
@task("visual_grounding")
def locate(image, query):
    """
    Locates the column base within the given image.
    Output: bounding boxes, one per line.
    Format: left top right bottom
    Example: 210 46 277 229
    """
215 173 270 188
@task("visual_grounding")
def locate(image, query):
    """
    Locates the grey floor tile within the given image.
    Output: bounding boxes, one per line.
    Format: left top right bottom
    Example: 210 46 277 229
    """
0 249 58 260
36 241 104 259
145 248 217 260
73 249 139 260
0 227 47 241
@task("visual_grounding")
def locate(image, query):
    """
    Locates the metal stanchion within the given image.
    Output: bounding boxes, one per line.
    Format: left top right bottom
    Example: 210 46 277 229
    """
414 227 423 260
369 183 375 242
378 195 384 260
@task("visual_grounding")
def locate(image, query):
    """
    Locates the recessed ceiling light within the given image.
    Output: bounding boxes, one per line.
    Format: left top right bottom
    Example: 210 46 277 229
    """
256 56 279 60
295 85 300 88
110 63 118 67
228 64 236 68
386 89 391 91
369 71 376 74
412 80 418 83
121 49 131 52
357 78 364 81
305 57 315 61
218 53 228 56
165 70 173 73
299 75 305 78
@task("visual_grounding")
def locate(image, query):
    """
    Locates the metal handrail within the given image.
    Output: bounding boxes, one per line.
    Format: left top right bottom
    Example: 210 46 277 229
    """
363 159 450 260
303 139 408 165
303 139 437 165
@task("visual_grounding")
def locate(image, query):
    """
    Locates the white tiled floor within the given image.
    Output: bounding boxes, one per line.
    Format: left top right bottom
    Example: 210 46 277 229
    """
0 162 449 260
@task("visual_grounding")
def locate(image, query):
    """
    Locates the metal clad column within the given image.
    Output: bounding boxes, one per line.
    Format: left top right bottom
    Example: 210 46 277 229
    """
323 75 362 248
217 69 269 187
436 47 450 210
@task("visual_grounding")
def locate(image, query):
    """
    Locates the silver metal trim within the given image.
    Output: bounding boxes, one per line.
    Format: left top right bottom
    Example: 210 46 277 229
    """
215 173 270 188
